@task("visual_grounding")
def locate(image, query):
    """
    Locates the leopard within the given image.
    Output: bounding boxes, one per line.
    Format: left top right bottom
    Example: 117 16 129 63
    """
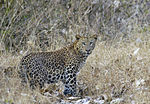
19 35 97 96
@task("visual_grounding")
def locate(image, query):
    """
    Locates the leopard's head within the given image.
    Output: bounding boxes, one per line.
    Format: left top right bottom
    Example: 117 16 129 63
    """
74 35 97 56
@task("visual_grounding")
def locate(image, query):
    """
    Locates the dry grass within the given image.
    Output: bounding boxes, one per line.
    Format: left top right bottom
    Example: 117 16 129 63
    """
79 33 150 103
0 33 150 104
0 0 150 103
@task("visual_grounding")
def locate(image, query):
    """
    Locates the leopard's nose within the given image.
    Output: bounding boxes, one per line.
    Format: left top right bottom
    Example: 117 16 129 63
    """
86 49 89 52
86 50 91 54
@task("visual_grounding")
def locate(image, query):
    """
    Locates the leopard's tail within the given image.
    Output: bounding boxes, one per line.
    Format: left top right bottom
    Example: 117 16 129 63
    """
3 66 18 78
18 62 28 84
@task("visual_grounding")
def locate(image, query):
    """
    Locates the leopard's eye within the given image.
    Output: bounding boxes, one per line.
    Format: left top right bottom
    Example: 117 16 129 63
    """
82 42 86 46
90 42 93 46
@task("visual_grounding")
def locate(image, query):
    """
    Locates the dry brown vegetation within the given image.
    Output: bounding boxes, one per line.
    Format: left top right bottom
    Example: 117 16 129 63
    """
0 0 150 104
0 33 150 104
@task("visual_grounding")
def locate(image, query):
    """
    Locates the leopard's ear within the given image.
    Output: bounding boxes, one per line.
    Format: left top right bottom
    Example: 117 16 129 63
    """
93 34 98 40
75 35 81 40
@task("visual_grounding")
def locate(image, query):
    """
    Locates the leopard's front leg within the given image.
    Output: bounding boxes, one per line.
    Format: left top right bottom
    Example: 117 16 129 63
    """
63 72 77 96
